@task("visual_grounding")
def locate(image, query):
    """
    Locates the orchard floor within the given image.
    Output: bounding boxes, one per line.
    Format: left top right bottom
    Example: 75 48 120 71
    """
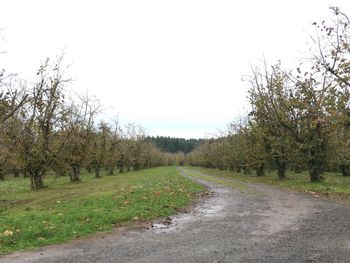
1 167 350 263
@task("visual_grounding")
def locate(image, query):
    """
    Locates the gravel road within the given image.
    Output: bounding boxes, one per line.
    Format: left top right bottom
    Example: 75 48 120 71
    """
1 167 350 263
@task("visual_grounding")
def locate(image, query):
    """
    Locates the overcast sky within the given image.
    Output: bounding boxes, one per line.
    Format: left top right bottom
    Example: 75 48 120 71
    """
1 0 350 138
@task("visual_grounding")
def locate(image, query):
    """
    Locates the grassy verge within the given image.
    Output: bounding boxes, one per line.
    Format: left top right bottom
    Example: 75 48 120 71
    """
181 168 266 198
181 168 249 191
188 166 350 200
0 166 204 255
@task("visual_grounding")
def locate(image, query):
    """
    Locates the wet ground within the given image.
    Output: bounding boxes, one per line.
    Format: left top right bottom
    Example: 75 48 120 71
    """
2 167 350 262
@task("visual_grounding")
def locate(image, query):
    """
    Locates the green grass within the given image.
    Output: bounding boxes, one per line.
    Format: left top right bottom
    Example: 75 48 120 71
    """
188 166 350 200
0 167 204 255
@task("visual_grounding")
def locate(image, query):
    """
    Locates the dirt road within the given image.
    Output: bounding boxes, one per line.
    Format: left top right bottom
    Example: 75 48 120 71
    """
2 167 350 262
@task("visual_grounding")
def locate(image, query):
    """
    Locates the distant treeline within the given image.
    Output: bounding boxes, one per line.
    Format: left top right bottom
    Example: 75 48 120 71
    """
146 136 207 154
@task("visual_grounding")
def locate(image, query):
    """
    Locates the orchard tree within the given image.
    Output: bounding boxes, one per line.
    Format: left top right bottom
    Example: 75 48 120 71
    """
330 129 350 176
312 7 350 89
312 7 350 175
90 121 110 178
0 114 24 180
60 95 99 181
20 56 71 189
125 123 147 171
103 121 122 175
248 63 296 179
240 124 268 176
0 72 28 181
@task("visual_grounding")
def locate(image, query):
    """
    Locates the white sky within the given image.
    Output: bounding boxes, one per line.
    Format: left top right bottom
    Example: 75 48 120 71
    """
1 0 350 138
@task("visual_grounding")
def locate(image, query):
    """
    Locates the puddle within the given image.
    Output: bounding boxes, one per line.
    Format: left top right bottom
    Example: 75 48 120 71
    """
151 217 173 232
152 223 169 231
150 189 228 234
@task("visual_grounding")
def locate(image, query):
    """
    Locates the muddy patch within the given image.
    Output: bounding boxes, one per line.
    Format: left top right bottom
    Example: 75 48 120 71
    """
150 187 229 234
151 217 172 232
0 199 33 209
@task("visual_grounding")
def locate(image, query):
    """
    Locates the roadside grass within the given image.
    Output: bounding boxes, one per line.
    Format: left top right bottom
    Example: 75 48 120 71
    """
0 167 204 255
181 168 266 199
181 168 249 191
188 166 350 200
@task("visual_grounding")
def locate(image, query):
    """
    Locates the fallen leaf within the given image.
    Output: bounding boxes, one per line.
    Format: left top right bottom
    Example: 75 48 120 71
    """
3 230 13 237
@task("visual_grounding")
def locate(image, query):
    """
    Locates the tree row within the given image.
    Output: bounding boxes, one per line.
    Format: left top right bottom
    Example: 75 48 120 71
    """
0 56 176 189
188 8 350 182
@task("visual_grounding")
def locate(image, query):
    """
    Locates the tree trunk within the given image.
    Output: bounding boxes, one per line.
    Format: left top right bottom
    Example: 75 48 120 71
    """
94 166 101 178
108 168 114 175
70 164 81 182
255 163 265 176
340 164 350 176
243 166 250 175
0 170 4 181
13 168 20 177
276 158 287 179
309 168 321 181
133 163 140 171
308 148 324 182
30 171 45 190
293 165 302 173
